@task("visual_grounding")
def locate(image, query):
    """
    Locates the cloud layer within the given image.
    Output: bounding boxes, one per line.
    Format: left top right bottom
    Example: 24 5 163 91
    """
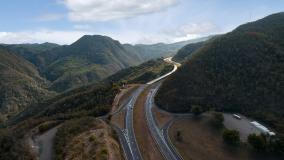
0 30 90 44
62 0 178 22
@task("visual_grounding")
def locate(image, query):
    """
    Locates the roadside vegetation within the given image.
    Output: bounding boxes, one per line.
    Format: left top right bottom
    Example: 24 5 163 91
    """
169 113 282 160
54 117 122 160
156 12 284 154
106 58 173 85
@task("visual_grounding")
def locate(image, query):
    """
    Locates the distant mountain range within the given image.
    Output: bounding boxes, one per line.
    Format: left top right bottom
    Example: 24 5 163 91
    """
156 12 284 136
0 34 207 115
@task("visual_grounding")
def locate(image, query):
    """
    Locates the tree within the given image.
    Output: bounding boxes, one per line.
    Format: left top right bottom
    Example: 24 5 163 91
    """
0 113 5 124
191 105 203 116
222 129 240 145
176 131 182 142
212 112 224 128
247 134 266 151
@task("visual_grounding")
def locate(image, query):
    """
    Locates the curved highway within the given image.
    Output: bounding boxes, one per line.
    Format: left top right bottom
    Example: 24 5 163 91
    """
144 57 183 160
113 57 181 160
145 85 183 160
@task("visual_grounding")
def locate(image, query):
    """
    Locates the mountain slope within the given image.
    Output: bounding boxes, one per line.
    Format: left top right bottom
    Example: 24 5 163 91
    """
1 43 60 70
156 12 284 135
172 41 205 62
0 47 54 115
106 58 173 84
124 36 211 61
39 35 144 92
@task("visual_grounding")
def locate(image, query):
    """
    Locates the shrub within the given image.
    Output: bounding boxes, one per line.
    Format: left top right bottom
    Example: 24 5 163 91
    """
222 129 240 145
176 131 182 142
191 105 203 116
247 134 267 151
89 135 98 144
211 112 224 128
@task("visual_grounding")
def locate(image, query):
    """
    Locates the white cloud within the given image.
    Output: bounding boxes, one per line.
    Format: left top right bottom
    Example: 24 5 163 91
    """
73 24 92 30
0 30 91 45
36 13 65 21
0 22 219 45
159 22 218 43
61 0 178 22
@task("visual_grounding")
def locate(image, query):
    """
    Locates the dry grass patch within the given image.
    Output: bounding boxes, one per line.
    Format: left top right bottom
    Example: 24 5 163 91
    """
152 106 172 128
62 120 123 160
111 110 125 129
133 86 164 160
169 114 280 160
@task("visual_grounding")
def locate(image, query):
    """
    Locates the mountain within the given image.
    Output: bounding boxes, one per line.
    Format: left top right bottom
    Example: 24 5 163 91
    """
2 81 119 160
0 46 54 116
2 43 60 68
1 35 210 93
156 12 284 136
106 58 173 84
172 41 205 62
9 82 118 124
37 35 144 92
123 36 212 61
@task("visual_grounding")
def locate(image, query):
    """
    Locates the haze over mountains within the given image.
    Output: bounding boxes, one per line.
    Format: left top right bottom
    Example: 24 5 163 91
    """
0 35 207 115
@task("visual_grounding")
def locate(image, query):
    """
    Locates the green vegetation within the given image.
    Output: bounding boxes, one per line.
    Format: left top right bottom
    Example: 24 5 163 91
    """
124 36 211 61
222 129 240 145
0 47 55 116
211 112 224 128
41 35 144 92
54 117 98 160
38 121 60 133
172 41 205 62
106 58 173 84
10 82 119 124
191 105 203 116
248 134 267 151
155 13 284 154
0 129 36 160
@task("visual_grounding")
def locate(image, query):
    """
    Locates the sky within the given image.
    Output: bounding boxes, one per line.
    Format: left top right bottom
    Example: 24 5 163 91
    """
0 0 283 45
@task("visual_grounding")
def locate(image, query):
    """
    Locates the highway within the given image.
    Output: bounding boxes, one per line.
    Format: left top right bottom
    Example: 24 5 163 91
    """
112 57 181 160
124 86 145 160
147 57 180 85
145 85 183 160
111 86 145 160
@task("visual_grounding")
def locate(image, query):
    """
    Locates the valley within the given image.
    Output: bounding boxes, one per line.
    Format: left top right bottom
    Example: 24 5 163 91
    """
0 8 284 160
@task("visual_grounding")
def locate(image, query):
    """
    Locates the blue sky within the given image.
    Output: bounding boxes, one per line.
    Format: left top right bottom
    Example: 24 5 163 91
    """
0 0 283 44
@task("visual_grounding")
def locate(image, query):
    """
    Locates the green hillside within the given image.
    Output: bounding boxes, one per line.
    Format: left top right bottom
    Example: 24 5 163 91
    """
172 41 205 62
106 58 173 84
156 12 284 138
39 35 144 92
0 47 55 116
124 36 211 61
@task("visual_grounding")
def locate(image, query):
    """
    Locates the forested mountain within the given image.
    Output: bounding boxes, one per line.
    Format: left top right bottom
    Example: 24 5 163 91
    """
0 33 209 117
0 47 54 115
124 36 211 61
156 12 284 136
106 58 173 84
172 41 205 62
39 35 144 92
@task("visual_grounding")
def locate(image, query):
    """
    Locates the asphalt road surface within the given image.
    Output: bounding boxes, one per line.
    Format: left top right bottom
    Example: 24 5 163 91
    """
112 86 145 160
35 125 60 160
223 113 262 142
114 57 181 160
145 84 182 160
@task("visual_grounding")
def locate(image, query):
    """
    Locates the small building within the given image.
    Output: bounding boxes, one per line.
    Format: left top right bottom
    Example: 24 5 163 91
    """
250 121 276 136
